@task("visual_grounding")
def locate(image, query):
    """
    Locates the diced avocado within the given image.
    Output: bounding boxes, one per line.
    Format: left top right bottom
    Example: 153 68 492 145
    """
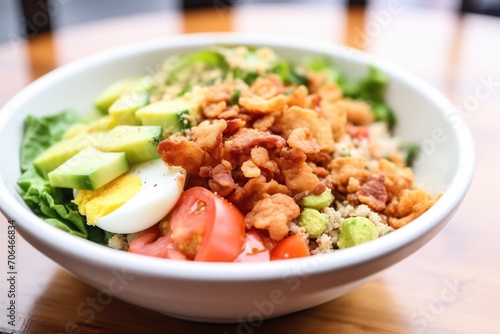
108 91 147 125
298 208 329 238
136 98 194 135
96 125 161 164
108 76 157 125
94 77 138 114
300 189 333 210
33 134 97 178
48 147 129 190
64 116 117 139
337 217 378 249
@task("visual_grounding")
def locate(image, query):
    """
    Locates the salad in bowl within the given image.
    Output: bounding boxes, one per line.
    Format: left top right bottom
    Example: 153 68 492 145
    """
17 45 439 263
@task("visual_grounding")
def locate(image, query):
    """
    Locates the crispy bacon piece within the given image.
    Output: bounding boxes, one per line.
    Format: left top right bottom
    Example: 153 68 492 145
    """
278 148 320 195
223 119 246 137
239 94 287 114
320 99 348 141
250 74 284 99
208 163 237 197
191 119 227 152
287 127 320 154
158 138 209 175
228 175 290 214
274 106 334 152
203 101 227 118
356 174 388 211
386 189 441 228
286 85 308 108
224 128 287 155
374 159 414 200
244 193 300 241
330 157 369 192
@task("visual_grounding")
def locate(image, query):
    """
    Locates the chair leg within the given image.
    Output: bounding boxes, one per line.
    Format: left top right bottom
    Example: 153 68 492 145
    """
20 0 52 37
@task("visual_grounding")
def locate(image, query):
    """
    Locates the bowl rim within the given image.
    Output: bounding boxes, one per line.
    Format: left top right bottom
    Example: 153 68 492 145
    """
0 32 475 281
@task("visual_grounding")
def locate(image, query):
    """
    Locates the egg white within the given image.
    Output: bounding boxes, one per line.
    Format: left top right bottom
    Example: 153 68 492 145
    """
89 159 185 234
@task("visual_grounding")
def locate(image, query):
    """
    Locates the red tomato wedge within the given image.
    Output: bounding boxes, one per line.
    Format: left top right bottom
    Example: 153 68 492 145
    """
270 235 310 261
169 187 246 262
235 228 270 262
129 224 187 260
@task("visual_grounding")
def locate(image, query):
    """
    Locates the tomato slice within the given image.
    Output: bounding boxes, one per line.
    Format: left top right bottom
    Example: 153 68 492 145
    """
129 224 187 260
169 187 245 262
270 235 310 261
235 228 270 262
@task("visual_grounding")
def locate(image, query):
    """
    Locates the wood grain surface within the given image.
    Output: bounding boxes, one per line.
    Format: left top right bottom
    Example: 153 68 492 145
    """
0 3 499 333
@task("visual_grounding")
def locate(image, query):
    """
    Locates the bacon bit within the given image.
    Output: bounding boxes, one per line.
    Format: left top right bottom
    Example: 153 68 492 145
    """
228 175 290 214
278 148 320 194
208 163 237 197
320 99 347 142
342 99 374 125
386 189 442 228
158 139 209 175
224 128 287 155
244 193 300 241
203 101 227 118
253 113 278 132
313 182 327 195
346 177 361 193
287 127 321 154
374 159 414 200
191 119 227 152
250 147 269 167
356 174 388 211
239 94 288 114
223 119 246 137
286 85 308 108
330 157 369 192
308 162 330 178
204 84 231 104
275 105 334 152
241 160 261 178
250 74 284 99
218 105 240 119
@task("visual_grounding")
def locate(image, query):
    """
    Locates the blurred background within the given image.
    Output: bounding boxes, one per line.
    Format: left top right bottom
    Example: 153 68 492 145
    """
1 0 499 44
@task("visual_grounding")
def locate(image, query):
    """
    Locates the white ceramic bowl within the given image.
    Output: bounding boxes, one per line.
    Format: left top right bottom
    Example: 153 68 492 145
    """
0 33 474 323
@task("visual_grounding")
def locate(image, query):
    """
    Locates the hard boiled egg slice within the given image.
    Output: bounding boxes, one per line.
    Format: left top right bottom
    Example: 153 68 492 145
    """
74 159 185 234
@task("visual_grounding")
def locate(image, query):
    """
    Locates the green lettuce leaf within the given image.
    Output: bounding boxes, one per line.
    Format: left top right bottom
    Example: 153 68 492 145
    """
341 66 397 129
17 110 106 243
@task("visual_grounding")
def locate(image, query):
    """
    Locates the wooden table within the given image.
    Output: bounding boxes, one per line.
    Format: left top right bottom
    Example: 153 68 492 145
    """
1 3 499 333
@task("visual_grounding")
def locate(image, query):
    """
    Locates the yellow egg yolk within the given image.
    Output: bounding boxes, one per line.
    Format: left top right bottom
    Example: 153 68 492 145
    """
73 173 142 225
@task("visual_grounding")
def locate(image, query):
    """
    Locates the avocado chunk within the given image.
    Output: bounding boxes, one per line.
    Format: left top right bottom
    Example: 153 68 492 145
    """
63 116 118 139
33 133 101 178
96 125 161 164
94 77 138 114
108 76 157 125
298 208 329 238
48 147 129 190
300 189 333 210
135 98 194 135
337 217 378 249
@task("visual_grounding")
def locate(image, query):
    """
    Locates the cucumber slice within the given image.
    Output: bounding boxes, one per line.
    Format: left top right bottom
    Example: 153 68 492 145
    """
48 147 129 190
33 134 99 178
136 98 194 135
96 125 161 164
94 77 138 114
108 76 157 125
